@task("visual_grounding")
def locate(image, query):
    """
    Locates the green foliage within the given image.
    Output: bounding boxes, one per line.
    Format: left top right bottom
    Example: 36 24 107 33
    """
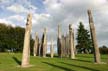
0 23 34 52
0 53 108 71
76 22 93 54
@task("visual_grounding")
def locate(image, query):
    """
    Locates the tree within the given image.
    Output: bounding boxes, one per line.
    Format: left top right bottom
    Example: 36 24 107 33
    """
76 22 93 54
0 23 26 52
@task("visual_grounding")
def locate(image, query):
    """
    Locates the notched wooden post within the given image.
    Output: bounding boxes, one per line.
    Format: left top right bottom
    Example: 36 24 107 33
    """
41 28 47 58
50 38 54 58
69 24 75 59
87 9 101 64
57 24 62 58
21 13 32 67
33 32 39 56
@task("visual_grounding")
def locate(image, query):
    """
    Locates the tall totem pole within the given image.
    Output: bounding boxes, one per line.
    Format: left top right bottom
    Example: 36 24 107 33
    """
87 9 101 64
21 13 32 67
69 24 75 59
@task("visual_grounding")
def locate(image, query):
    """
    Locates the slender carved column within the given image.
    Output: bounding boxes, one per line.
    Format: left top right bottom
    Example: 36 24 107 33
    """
57 24 62 58
33 32 39 56
41 28 47 57
50 38 54 58
87 9 101 63
21 13 32 67
69 24 75 59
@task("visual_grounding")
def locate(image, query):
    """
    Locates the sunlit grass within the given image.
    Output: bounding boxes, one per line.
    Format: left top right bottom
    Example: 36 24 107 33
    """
0 53 108 71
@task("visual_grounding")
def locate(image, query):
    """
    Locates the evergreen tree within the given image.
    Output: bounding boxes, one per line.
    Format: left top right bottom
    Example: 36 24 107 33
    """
76 22 93 54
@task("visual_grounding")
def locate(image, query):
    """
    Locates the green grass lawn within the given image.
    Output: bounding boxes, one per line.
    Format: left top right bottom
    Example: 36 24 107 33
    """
0 53 108 71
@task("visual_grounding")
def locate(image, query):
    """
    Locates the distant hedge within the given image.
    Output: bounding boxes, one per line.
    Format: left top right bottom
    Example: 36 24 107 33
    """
99 48 108 54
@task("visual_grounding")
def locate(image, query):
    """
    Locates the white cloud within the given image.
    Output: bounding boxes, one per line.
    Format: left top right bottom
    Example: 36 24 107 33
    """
0 18 15 27
0 18 12 24
7 4 28 13
32 13 50 25
0 0 10 3
31 13 51 39
0 14 26 27
39 0 108 46
7 15 25 22
1 0 108 47
6 0 37 13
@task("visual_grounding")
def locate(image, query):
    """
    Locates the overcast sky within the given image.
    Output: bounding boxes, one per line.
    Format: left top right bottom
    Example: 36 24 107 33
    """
0 0 108 49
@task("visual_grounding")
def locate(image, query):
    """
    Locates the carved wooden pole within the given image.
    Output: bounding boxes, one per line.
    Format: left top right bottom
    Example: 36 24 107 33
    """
33 32 39 56
62 35 65 57
21 13 32 67
69 24 75 59
73 28 76 54
87 9 101 63
65 34 70 57
42 28 47 57
38 41 41 56
50 38 54 58
57 24 62 58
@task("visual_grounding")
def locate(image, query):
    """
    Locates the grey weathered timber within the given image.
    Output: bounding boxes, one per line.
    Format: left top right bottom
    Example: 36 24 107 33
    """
87 9 101 63
41 28 47 57
50 38 54 58
21 13 32 67
65 34 70 57
38 41 41 56
69 24 75 59
72 28 76 54
62 35 67 57
33 32 39 56
57 24 62 58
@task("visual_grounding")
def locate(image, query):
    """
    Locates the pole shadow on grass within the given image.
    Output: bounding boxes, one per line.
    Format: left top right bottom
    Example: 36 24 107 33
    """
77 55 93 59
12 56 21 65
46 54 60 58
71 59 92 63
60 62 99 71
42 62 74 71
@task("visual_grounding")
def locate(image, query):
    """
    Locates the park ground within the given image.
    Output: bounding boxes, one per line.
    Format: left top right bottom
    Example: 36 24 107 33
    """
0 53 108 71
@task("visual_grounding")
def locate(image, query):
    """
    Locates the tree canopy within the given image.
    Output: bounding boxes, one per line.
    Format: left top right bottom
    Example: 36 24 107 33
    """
0 23 34 52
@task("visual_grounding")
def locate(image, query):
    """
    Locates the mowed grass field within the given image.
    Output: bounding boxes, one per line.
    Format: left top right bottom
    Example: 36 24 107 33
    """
0 53 108 71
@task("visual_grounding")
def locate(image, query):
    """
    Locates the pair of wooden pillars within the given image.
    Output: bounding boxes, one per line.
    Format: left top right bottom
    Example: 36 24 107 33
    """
57 24 75 59
33 28 47 58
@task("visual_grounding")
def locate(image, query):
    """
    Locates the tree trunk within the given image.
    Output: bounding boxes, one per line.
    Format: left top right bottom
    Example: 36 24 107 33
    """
21 13 32 67
69 24 75 59
87 9 101 64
